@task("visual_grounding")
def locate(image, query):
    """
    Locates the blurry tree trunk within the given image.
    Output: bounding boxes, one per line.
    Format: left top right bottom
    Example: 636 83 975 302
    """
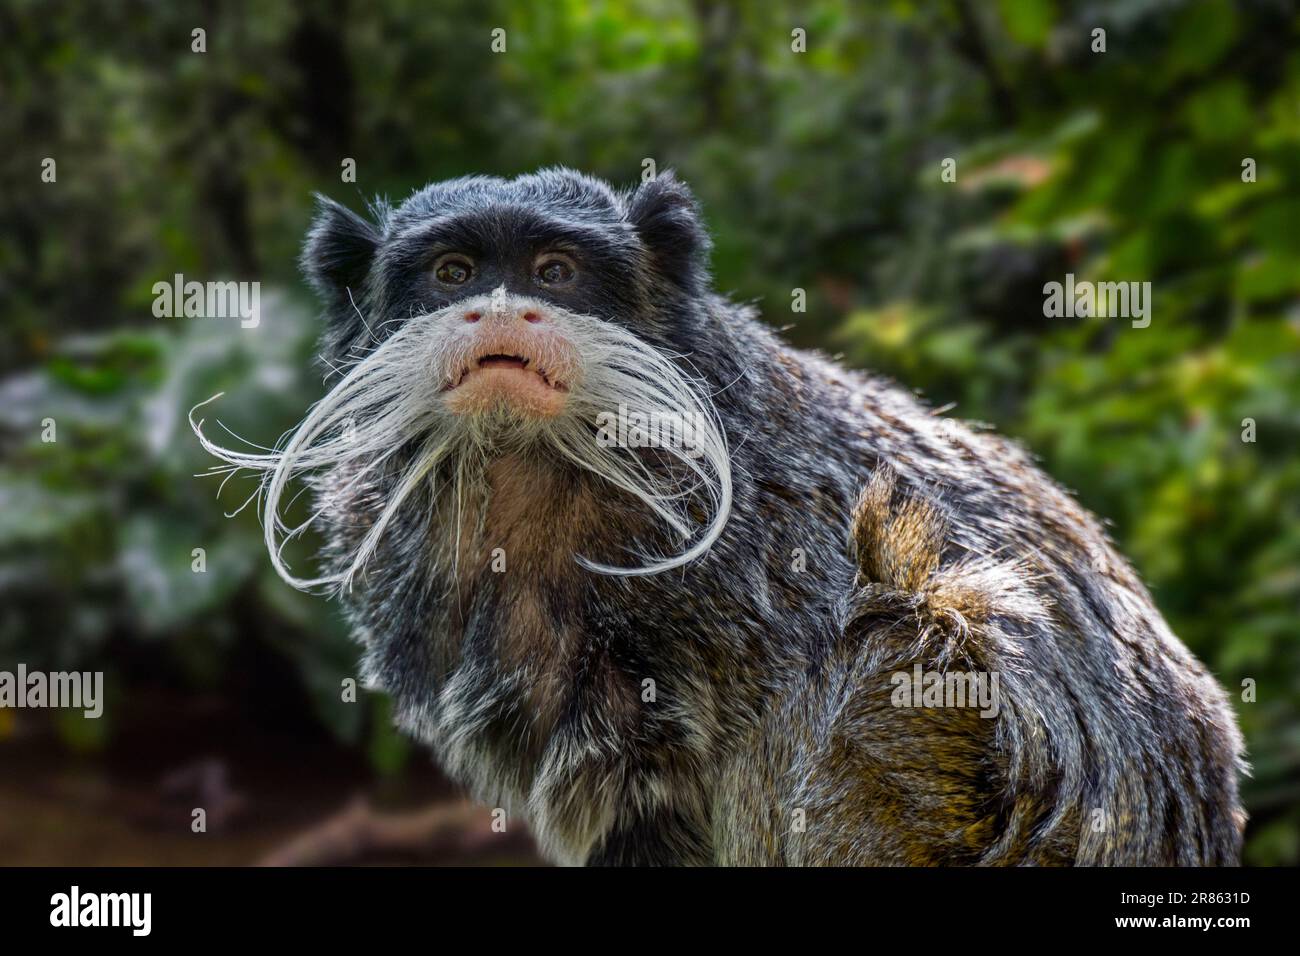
948 0 1018 126
283 0 355 170
691 0 733 128
259 797 538 866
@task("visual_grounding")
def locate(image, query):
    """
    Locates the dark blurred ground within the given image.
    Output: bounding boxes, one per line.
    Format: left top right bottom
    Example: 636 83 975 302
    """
0 638 543 865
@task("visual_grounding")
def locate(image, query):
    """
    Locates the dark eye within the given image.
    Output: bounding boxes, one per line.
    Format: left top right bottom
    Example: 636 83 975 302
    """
536 258 575 285
434 255 474 285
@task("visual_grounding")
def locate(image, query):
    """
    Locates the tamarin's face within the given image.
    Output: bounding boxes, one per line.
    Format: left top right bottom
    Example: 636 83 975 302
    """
362 175 660 421
193 169 733 588
307 168 715 421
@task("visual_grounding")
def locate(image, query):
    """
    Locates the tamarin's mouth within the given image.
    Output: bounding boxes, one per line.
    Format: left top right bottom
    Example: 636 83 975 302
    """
443 352 569 392
477 353 530 371
442 347 571 418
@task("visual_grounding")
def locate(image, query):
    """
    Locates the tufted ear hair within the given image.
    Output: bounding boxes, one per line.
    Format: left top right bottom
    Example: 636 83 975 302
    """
624 171 712 294
300 194 383 310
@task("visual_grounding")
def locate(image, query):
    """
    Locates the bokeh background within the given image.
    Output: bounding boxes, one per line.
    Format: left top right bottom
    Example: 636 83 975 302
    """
2 0 1297 865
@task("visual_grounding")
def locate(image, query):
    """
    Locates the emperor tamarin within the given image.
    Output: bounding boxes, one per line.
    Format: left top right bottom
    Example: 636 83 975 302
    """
194 168 1246 865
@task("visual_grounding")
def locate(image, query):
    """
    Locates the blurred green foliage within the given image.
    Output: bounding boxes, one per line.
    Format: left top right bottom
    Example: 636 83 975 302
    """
1 0 1296 862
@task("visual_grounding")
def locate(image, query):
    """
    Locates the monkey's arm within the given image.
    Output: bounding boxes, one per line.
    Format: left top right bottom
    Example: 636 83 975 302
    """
718 467 1077 865
810 467 1079 864
736 464 1244 866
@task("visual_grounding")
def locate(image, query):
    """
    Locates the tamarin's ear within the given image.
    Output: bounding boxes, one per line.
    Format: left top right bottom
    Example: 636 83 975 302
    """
300 194 382 307
625 171 712 292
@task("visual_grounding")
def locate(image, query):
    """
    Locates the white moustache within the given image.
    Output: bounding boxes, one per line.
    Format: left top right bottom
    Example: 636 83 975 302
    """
191 291 733 591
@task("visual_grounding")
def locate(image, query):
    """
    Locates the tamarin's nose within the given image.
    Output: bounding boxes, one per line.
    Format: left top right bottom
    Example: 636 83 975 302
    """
464 305 544 324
